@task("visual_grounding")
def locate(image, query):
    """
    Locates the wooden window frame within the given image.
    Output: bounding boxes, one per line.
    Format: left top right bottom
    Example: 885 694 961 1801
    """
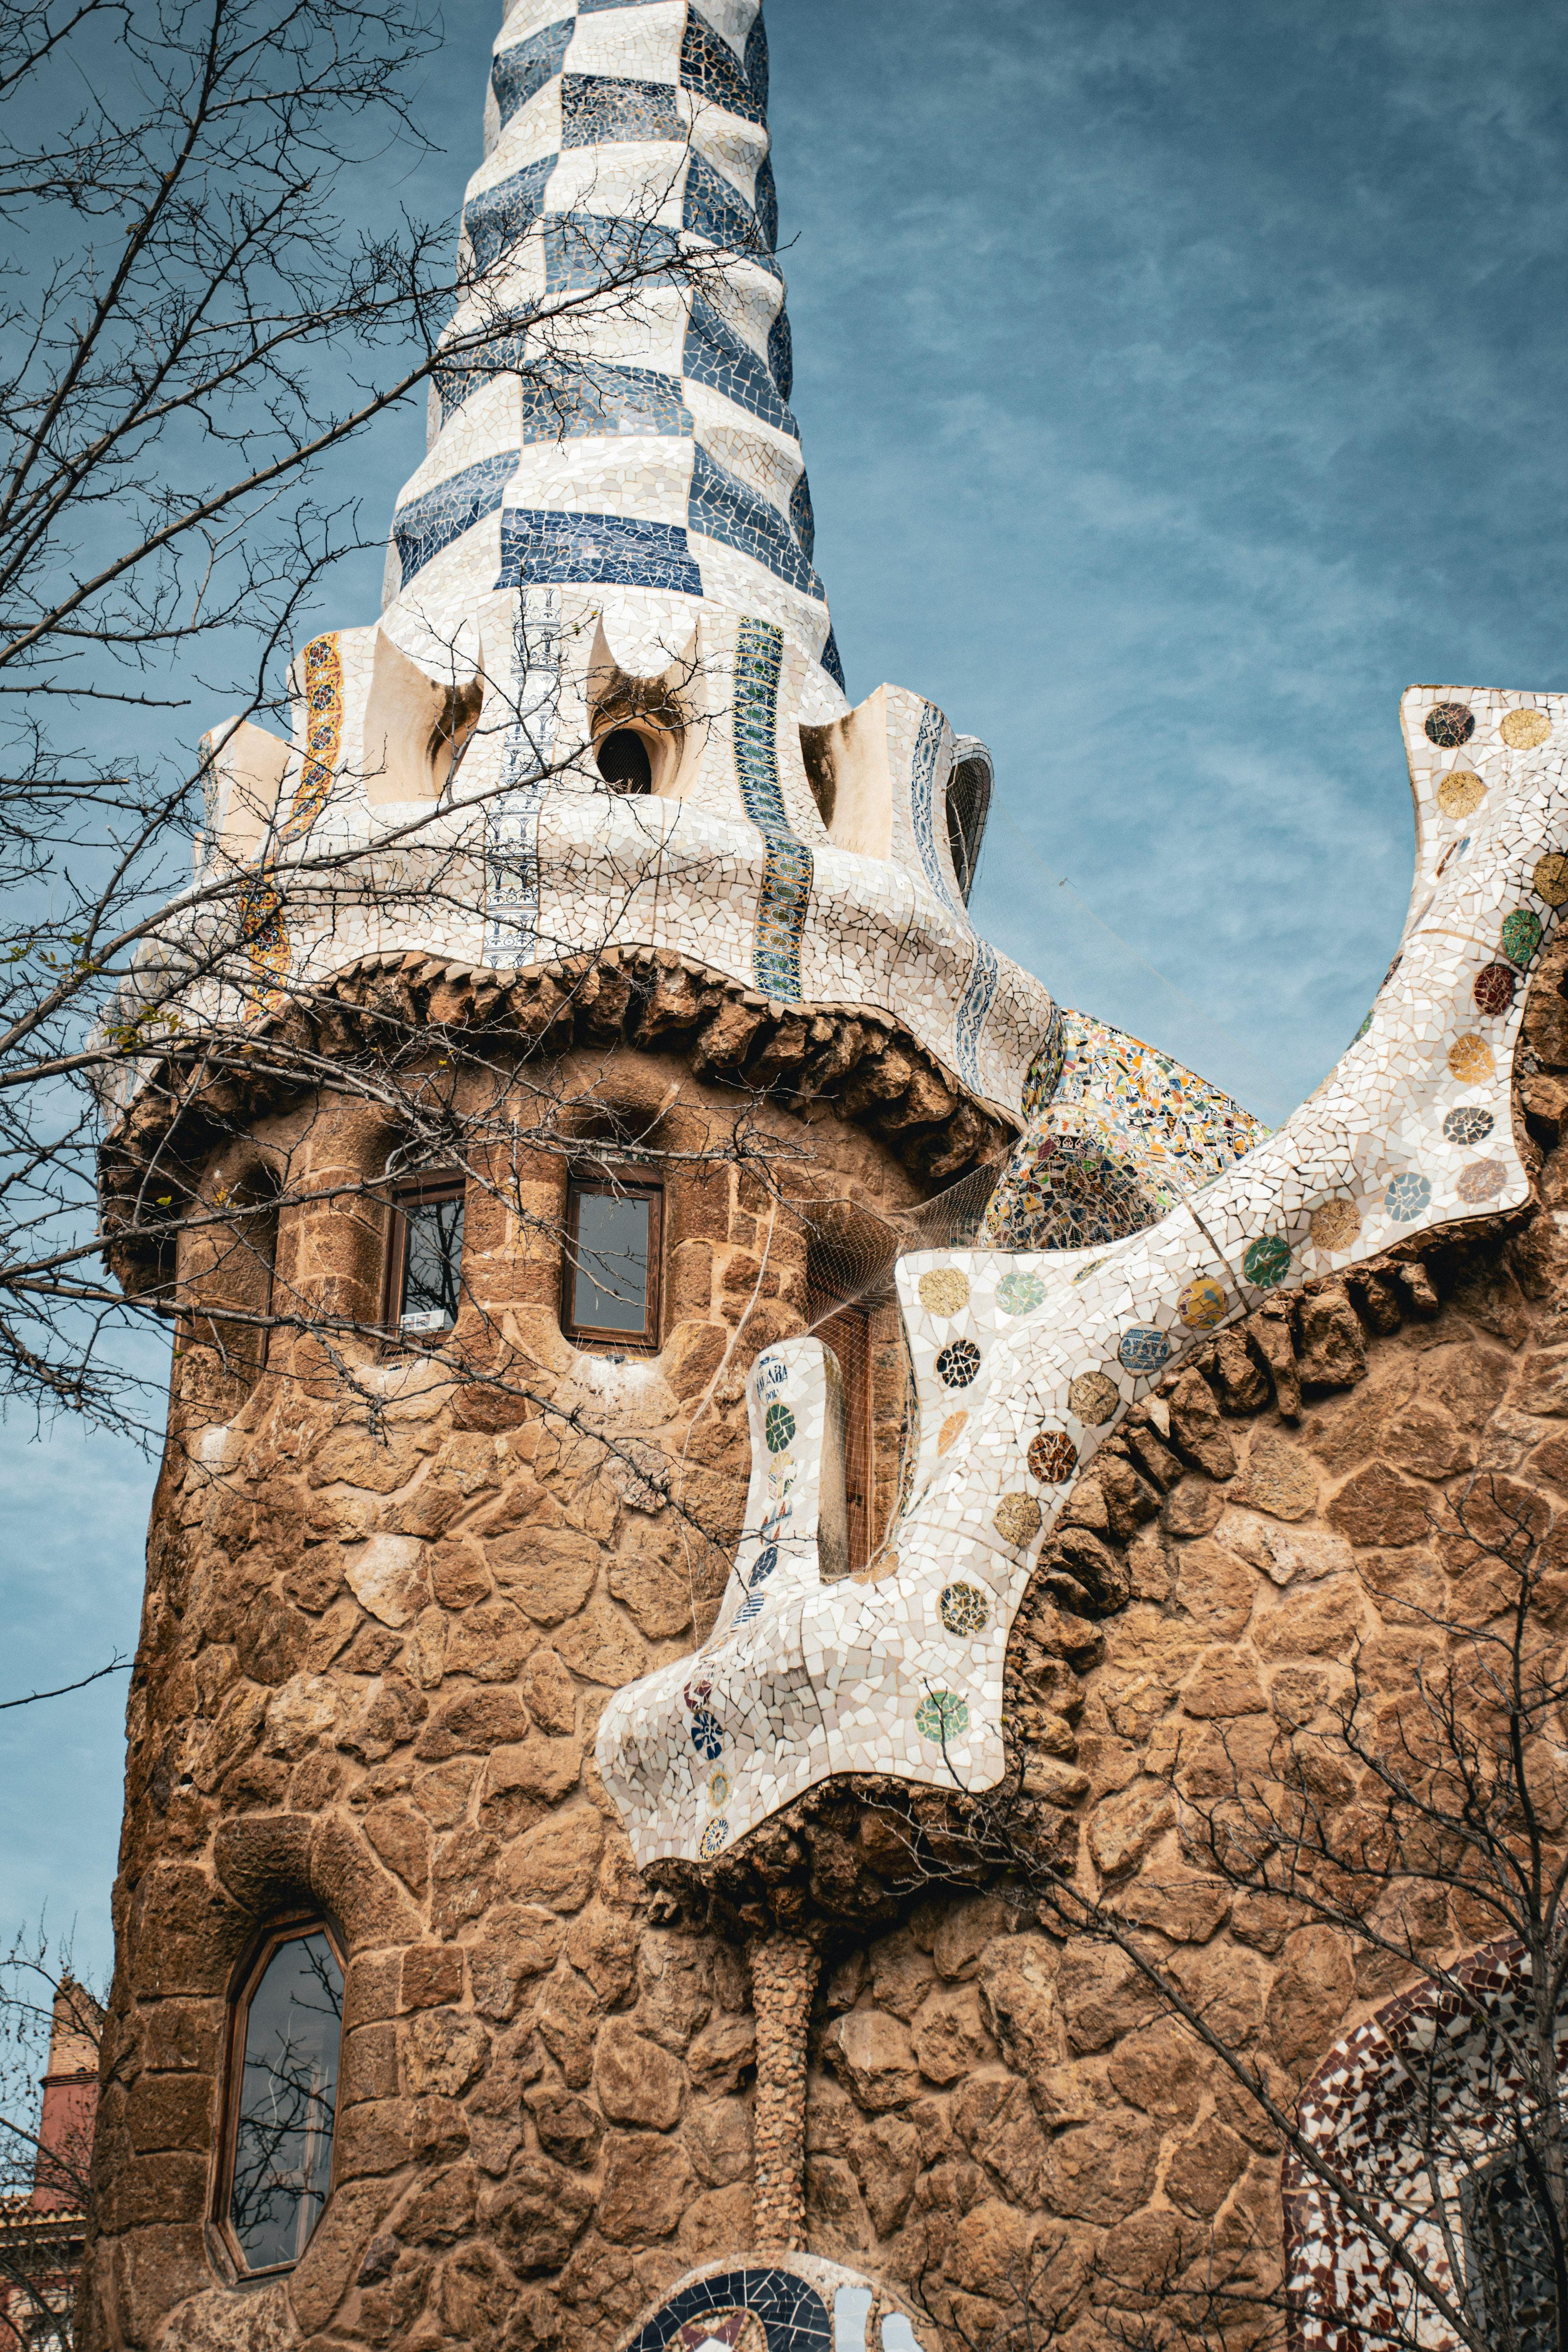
382 1172 466 1348
214 1914 346 2280
562 1166 663 1350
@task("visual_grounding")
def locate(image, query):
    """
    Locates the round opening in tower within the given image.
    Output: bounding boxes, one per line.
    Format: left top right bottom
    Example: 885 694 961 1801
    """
595 729 653 794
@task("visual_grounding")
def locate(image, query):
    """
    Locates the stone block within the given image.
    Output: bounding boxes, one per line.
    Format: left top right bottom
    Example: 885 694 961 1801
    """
1235 1431 1318 1522
823 2010 920 2110
1327 1460 1432 1547
525 2084 604 2169
911 1985 995 2084
1044 2113 1160 2226
594 2018 686 2129
480 2151 593 2271
594 2130 696 2244
488 1528 601 1625
466 1904 563 2019
976 1936 1063 2076
553 1600 649 1689
1172 1538 1253 1639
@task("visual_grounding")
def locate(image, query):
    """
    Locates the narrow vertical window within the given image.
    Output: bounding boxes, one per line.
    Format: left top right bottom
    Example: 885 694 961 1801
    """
563 1175 662 1346
387 1176 465 1338
815 1300 872 1573
223 1926 343 2274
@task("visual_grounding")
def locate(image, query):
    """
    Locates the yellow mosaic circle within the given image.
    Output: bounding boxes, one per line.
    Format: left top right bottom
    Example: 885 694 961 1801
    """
1501 707 1551 750
1310 1198 1361 1253
1535 853 1568 908
918 1267 971 1316
1447 1033 1494 1083
1178 1275 1226 1329
1068 1370 1119 1426
937 1410 967 1456
994 1493 1044 1546
1437 770 1485 819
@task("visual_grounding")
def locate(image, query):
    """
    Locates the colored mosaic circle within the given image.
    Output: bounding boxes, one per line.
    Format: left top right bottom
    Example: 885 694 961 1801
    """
750 1547 779 1588
1501 908 1543 966
1425 702 1475 747
1441 1106 1494 1146
1501 706 1551 750
1068 1370 1119 1425
936 1339 982 1389
1437 770 1485 818
1028 1429 1078 1483
764 1402 796 1454
1534 853 1568 908
1310 1199 1360 1253
699 1818 730 1860
918 1268 971 1316
1474 962 1519 1015
996 1270 1046 1318
689 1710 724 1761
683 1678 711 1711
1457 1158 1507 1203
994 1492 1044 1545
1384 1171 1432 1223
1242 1235 1292 1289
1118 1324 1171 1374
1178 1276 1226 1328
708 1769 730 1808
1448 1033 1494 1082
915 1689 970 1744
937 1410 968 1455
940 1582 992 1636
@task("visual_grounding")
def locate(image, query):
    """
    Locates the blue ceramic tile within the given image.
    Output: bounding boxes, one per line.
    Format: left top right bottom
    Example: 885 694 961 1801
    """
685 295 796 437
391 451 519 586
463 154 556 276
689 443 819 596
544 211 679 293
520 362 692 441
683 151 777 272
491 19 571 132
679 10 765 126
561 72 680 145
495 506 703 593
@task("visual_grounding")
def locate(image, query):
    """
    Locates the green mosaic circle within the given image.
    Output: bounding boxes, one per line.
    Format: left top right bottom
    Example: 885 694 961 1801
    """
1501 908 1543 967
915 1689 970 1744
764 1402 796 1454
996 1270 1045 1318
1242 1235 1291 1289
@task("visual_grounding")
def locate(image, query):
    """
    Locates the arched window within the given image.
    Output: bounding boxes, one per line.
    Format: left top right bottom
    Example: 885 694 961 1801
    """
944 736 993 904
220 1924 343 2275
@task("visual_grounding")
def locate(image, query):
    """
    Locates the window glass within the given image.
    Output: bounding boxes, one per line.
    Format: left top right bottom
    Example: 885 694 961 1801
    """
229 1930 343 2272
398 1191 464 1334
1462 2153 1558 2352
570 1188 652 1335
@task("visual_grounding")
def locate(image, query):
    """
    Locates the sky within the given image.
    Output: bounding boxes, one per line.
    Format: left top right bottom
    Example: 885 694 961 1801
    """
5 0 1568 1991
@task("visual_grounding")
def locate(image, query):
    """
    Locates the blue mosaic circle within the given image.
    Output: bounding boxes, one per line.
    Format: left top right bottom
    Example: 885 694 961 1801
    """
915 1689 970 1744
1242 1235 1292 1289
689 1710 724 1761
996 1271 1045 1318
764 1402 796 1454
1441 1106 1494 1146
1384 1171 1432 1223
699 1818 730 1860
750 1546 779 1588
1117 1325 1171 1375
936 1338 982 1389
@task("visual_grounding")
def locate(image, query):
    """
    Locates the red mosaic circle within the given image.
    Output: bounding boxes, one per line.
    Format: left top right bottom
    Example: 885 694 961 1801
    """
1473 961 1519 1016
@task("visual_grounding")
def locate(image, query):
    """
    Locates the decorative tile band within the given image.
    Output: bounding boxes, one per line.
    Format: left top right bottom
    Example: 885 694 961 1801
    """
954 934 1000 1090
732 617 811 1001
907 699 957 914
689 445 820 598
490 19 571 133
278 633 343 839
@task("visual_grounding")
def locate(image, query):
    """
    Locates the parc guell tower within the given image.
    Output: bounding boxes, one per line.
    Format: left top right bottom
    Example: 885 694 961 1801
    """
79 5 1568 2351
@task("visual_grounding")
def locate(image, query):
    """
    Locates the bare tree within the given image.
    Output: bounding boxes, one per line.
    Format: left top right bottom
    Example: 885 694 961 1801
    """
0 0 843 1584
0 1927 102 2351
871 1470 1568 2352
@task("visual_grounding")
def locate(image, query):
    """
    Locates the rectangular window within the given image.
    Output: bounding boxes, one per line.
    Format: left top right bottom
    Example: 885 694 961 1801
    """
564 1176 662 1346
387 1178 465 1339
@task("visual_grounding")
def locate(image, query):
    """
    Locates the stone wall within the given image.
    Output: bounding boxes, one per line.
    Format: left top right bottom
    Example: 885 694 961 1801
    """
786 939 1568 2345
79 1047 923 2352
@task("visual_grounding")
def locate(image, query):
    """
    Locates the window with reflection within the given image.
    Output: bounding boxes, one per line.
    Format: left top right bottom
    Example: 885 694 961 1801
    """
564 1174 662 1346
223 1925 343 2274
387 1176 466 1339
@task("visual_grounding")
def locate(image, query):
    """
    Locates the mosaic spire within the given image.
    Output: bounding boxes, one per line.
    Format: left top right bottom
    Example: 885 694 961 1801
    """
382 0 845 714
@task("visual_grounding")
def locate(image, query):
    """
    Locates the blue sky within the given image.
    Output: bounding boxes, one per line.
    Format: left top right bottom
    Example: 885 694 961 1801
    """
5 0 1567 1988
